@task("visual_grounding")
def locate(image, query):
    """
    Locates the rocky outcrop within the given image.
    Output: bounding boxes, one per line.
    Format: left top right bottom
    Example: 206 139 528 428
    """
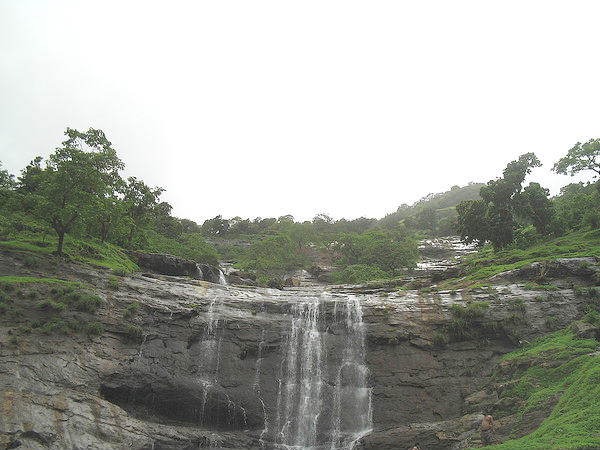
126 250 200 277
0 249 596 450
126 250 224 284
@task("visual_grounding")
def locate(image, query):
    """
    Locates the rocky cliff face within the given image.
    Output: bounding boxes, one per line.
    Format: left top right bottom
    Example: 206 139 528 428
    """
0 249 597 450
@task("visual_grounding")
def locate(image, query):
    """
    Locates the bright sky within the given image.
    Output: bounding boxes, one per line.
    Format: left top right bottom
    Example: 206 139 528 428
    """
1 1 599 223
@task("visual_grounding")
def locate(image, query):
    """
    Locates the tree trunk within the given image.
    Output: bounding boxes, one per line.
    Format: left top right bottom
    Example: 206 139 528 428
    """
57 232 65 255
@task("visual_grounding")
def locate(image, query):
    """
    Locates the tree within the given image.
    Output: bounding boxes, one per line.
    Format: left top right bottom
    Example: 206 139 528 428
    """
201 215 230 236
553 138 600 178
0 162 16 190
519 182 553 235
416 207 437 234
122 176 164 245
17 156 43 194
37 128 124 255
456 153 547 249
456 199 488 246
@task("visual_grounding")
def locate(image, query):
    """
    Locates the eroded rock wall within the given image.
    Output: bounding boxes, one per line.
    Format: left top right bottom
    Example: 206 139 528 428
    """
0 250 596 450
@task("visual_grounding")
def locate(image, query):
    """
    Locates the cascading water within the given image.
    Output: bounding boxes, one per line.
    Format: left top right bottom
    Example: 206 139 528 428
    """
329 295 373 450
270 292 372 450
197 292 225 424
218 269 228 285
275 296 324 449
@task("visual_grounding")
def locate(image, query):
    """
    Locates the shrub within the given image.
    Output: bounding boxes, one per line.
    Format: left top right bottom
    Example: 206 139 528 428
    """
37 299 67 312
106 276 120 290
448 302 491 341
574 285 586 297
39 318 71 335
23 255 37 268
586 286 599 300
545 316 558 329
112 268 129 277
61 291 103 313
508 298 526 314
0 291 11 303
584 309 600 327
433 332 448 347
85 322 104 336
330 264 389 284
126 325 143 343
124 302 139 319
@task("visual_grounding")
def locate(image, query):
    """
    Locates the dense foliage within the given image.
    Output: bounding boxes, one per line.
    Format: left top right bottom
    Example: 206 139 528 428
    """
0 128 217 267
456 141 600 251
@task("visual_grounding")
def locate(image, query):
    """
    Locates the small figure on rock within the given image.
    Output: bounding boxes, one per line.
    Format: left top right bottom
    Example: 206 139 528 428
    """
409 443 421 450
480 413 496 444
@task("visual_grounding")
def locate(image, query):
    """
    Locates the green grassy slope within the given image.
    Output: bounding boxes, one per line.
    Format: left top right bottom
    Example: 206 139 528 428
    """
484 327 600 450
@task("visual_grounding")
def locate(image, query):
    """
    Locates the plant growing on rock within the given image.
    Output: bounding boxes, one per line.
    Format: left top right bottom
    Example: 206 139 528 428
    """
126 325 143 343
124 301 139 319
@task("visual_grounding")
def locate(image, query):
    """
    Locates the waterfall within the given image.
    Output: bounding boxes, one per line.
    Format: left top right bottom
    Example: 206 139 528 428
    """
198 293 225 424
218 269 228 285
329 296 373 450
272 293 371 450
195 264 204 280
275 296 323 448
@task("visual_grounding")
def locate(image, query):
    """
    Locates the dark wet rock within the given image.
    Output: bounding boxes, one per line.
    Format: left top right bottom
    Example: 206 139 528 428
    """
491 257 600 283
197 263 222 283
0 246 597 450
126 250 200 278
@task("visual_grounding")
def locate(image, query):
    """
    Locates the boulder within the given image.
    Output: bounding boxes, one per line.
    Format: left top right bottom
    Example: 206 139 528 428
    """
126 250 199 277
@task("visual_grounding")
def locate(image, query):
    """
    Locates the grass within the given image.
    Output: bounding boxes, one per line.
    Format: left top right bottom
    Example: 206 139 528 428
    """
0 276 88 288
440 229 600 289
0 231 139 272
501 328 598 362
523 282 559 291
483 327 600 450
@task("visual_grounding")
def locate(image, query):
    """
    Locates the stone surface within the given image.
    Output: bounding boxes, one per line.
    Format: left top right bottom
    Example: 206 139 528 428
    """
0 249 595 449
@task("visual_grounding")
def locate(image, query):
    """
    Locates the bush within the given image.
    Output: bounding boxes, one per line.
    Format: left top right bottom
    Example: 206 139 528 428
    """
0 290 11 303
124 302 139 319
85 322 104 336
433 332 448 347
39 318 71 335
330 264 389 284
448 302 491 341
584 309 600 327
107 276 120 290
545 316 558 329
508 298 526 314
23 255 37 268
59 291 103 313
37 299 67 312
126 325 143 343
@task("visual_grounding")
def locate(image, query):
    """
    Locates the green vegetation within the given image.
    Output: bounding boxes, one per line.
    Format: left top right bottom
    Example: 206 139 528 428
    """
126 324 144 342
0 128 218 272
330 264 388 284
106 276 121 290
456 142 600 251
524 282 559 291
439 229 600 289
124 301 139 319
447 302 491 341
485 327 600 450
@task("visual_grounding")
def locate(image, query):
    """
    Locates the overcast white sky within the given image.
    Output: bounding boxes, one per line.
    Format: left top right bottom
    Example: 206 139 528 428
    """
1 1 599 223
